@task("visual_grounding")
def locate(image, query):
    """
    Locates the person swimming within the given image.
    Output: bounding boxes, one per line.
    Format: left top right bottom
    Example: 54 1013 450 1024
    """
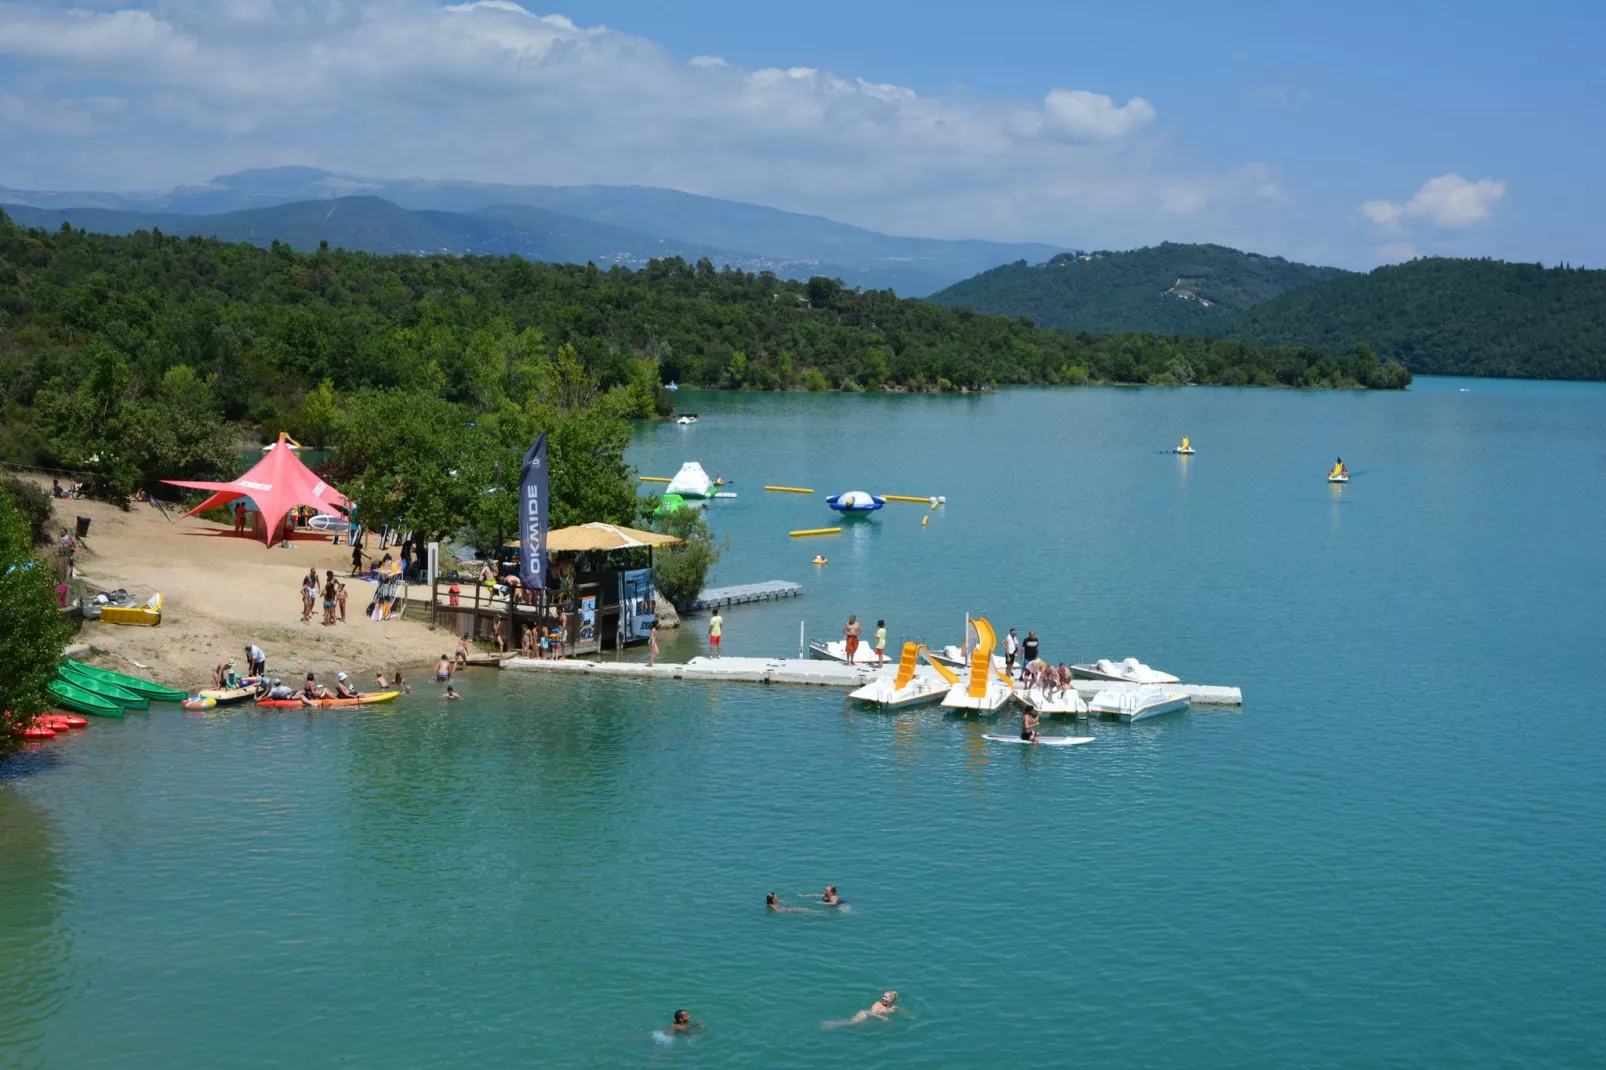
767 893 814 913
821 884 849 909
444 684 461 700
667 1009 702 1036
823 990 899 1029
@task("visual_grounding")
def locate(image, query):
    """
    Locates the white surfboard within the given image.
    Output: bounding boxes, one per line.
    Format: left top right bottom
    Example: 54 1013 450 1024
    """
983 734 1093 747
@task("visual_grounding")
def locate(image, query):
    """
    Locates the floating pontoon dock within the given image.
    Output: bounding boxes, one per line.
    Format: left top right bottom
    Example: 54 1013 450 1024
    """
501 656 1242 705
685 581 804 612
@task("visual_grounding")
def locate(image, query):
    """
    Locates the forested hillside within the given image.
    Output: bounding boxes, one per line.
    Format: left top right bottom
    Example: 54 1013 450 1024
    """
928 243 1350 333
1210 258 1606 380
0 212 1407 515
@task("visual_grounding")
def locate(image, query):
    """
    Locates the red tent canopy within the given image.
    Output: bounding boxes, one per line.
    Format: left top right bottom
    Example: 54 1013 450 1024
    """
165 433 349 546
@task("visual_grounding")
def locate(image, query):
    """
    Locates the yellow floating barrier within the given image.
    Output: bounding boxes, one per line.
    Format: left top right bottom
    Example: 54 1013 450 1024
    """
764 485 814 494
789 527 842 537
639 476 671 483
881 494 936 503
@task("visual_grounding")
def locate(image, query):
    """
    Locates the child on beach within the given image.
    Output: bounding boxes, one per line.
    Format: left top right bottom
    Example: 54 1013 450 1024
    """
336 580 348 623
648 621 659 667
455 634 470 668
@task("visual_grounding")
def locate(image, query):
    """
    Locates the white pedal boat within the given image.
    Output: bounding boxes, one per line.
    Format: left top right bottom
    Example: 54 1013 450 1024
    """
1014 684 1089 716
849 671 950 710
1087 685 1190 722
808 639 887 666
1070 657 1180 685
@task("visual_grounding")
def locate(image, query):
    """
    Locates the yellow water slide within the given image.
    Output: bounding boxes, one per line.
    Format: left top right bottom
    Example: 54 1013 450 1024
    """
963 617 1013 697
917 647 959 686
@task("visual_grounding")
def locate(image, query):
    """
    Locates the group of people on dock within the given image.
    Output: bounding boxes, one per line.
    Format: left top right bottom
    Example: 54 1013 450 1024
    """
840 615 887 664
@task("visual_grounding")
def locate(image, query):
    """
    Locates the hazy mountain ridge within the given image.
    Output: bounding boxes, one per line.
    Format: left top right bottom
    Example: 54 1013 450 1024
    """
0 167 1063 295
927 242 1351 333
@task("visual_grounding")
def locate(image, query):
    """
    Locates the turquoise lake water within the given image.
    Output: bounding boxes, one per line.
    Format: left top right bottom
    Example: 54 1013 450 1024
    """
3 377 1605 1067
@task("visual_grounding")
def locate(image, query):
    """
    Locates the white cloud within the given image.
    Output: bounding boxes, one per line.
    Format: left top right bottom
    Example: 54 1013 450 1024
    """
1035 89 1156 142
0 0 1286 247
1404 173 1506 227
1355 173 1506 232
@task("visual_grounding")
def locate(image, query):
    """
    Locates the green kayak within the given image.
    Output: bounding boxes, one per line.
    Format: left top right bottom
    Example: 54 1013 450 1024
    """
57 664 149 708
48 678 124 718
62 659 187 702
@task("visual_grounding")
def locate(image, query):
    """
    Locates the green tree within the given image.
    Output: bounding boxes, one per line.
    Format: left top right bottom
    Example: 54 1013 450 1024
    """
290 378 343 448
127 365 237 486
0 481 73 754
652 506 721 608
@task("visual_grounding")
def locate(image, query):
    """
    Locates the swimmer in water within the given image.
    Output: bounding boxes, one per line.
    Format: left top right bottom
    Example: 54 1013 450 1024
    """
823 990 899 1029
767 893 815 913
822 884 843 907
667 1009 703 1036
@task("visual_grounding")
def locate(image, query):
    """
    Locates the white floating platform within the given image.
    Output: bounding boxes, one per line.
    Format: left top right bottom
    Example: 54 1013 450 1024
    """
502 656 1242 704
1065 679 1241 706
504 655 882 687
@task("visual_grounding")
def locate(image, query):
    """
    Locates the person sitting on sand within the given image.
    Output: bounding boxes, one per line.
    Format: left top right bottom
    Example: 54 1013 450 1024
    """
666 1010 703 1037
334 672 358 699
51 479 63 499
444 684 461 700
823 991 899 1029
767 893 814 913
435 655 452 682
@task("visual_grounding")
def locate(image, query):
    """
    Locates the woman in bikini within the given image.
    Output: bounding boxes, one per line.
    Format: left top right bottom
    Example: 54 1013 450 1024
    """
823 991 899 1029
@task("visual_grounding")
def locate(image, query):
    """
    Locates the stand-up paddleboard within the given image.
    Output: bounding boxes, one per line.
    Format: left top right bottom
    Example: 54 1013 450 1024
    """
306 513 346 532
983 734 1093 747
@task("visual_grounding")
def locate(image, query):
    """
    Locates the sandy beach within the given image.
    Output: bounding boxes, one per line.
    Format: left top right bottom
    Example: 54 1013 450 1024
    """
39 481 455 692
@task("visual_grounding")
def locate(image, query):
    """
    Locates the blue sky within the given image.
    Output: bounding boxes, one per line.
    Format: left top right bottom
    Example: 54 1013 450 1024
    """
0 0 1600 268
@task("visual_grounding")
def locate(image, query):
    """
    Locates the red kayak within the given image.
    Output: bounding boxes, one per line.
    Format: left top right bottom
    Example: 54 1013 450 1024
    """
255 690 400 708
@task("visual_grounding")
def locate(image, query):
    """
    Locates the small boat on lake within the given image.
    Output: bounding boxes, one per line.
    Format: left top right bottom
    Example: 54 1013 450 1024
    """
47 679 124 718
808 638 886 666
1014 682 1089 716
1087 685 1190 722
1071 658 1180 685
849 644 960 710
940 617 1013 713
1174 436 1195 454
675 414 698 425
61 659 187 701
1328 458 1349 483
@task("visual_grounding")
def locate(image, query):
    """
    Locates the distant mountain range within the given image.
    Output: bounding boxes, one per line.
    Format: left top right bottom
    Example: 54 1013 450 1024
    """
927 242 1351 333
0 167 1061 296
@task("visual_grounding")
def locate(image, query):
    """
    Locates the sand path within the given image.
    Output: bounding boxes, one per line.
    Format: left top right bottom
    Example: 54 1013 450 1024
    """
44 486 455 692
